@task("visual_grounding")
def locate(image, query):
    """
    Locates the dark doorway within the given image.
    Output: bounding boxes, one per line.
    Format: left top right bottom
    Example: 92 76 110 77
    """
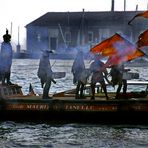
50 37 57 50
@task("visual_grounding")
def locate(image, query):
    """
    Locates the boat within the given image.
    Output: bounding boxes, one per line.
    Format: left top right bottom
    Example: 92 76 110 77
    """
0 81 148 124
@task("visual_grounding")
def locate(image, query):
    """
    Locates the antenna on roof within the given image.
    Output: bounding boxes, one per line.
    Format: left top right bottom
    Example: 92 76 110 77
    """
111 0 114 11
124 0 126 11
67 11 70 27
81 8 85 46
136 4 138 11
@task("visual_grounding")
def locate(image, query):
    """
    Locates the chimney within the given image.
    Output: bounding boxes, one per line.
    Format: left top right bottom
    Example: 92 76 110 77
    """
111 0 114 11
124 0 126 11
136 4 138 11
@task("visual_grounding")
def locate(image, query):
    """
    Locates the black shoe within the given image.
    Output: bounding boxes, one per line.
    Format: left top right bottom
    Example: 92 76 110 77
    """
90 97 95 100
106 96 109 100
7 81 14 85
75 95 80 99
80 95 86 99
42 96 52 99
2 82 6 85
115 96 119 99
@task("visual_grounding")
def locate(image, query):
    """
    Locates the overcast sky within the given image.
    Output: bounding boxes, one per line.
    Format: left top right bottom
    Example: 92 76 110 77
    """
0 0 147 49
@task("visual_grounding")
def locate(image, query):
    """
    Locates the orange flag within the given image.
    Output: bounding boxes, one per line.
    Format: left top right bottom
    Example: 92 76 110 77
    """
137 30 148 48
107 48 144 66
90 34 118 56
128 10 148 25
90 33 145 66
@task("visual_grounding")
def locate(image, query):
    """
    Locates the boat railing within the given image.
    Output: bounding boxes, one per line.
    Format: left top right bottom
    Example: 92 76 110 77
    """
0 84 23 98
84 80 148 94
54 80 148 98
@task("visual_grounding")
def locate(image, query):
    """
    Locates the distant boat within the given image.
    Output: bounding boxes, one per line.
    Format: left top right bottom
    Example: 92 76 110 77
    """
13 52 31 59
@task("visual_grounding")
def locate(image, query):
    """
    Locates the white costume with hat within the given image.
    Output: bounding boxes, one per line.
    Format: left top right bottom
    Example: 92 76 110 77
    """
37 49 55 99
0 29 13 85
37 51 52 82
71 51 86 99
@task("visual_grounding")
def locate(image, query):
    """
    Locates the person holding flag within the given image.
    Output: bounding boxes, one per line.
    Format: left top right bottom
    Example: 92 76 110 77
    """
90 33 145 99
89 54 110 100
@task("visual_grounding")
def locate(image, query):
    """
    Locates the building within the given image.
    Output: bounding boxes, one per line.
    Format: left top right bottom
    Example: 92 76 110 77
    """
25 3 148 58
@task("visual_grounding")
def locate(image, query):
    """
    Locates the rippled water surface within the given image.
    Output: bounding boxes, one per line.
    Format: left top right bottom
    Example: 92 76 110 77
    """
0 59 148 147
1 122 148 148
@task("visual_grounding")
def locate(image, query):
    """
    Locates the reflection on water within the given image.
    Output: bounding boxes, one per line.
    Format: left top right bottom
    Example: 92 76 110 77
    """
0 59 148 147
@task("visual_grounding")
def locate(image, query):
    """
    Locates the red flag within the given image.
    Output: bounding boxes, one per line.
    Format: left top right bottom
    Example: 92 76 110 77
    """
137 30 148 48
90 33 145 66
128 11 148 25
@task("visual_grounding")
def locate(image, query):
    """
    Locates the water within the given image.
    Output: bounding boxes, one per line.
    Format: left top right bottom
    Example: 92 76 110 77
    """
1 122 148 148
0 59 148 148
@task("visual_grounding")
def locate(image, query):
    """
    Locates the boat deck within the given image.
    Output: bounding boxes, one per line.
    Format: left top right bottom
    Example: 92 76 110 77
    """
1 80 148 101
4 91 148 102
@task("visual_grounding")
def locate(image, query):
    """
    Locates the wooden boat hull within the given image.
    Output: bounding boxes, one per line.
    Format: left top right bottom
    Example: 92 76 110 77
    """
0 82 147 124
0 96 148 124
1 109 148 124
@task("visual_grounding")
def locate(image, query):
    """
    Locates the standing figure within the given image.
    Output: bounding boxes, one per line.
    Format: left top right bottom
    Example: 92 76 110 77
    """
110 63 127 99
71 51 85 99
90 55 109 100
0 29 13 85
0 54 2 81
37 49 56 99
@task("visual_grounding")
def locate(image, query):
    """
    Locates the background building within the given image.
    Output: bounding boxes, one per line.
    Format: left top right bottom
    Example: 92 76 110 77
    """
25 2 148 58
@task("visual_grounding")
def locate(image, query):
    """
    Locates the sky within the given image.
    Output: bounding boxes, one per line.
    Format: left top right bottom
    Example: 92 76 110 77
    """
0 0 147 50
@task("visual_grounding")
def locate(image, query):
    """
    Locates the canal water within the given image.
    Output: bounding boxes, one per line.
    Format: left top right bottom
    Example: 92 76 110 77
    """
0 59 148 148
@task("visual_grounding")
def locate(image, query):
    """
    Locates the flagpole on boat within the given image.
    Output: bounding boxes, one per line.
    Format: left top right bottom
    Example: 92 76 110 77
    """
80 9 85 48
